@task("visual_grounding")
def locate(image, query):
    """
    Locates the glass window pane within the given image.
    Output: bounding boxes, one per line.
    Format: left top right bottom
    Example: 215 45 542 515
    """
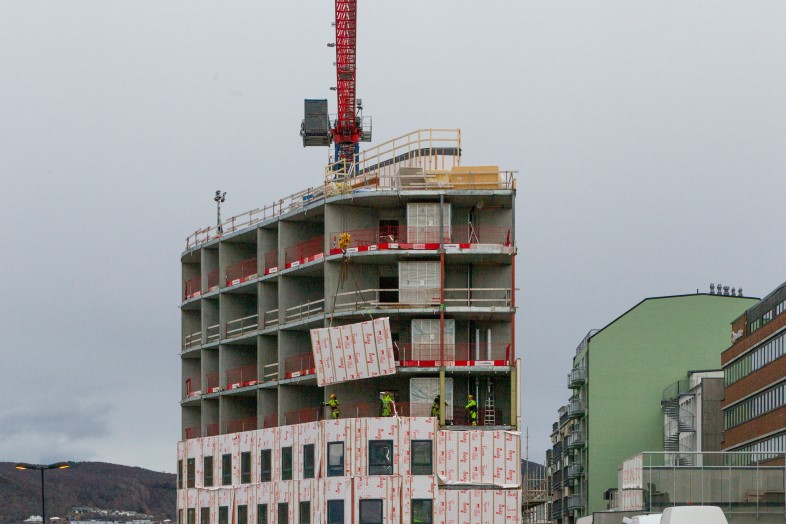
282 446 293 480
219 507 228 524
261 449 272 482
299 502 310 524
359 499 383 524
201 508 210 524
241 452 251 484
303 444 315 479
204 456 214 487
328 442 344 477
238 505 247 524
277 503 288 524
327 500 344 524
369 440 393 475
412 499 433 524
257 504 268 524
411 440 433 475
222 454 232 485
188 509 196 524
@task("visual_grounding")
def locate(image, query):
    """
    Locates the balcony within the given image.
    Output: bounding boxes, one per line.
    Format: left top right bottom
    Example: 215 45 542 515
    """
206 323 220 343
285 298 325 323
225 314 258 338
204 372 219 393
567 462 583 479
206 270 219 292
183 275 201 300
396 342 512 367
333 287 512 311
225 258 258 287
184 377 202 399
183 330 202 350
566 494 585 511
223 416 257 434
328 225 512 255
184 426 201 440
568 367 587 389
284 352 316 379
566 431 585 449
284 236 324 269
567 399 586 419
226 364 258 390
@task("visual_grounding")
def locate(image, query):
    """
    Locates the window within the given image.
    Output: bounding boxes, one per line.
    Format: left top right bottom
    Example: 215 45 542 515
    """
256 504 267 524
411 440 433 475
369 440 393 475
204 456 214 487
327 442 344 477
277 503 288 524
219 507 228 524
187 458 196 488
327 500 344 524
200 507 210 524
299 502 310 524
412 500 433 524
178 510 183 524
260 449 272 482
359 499 383 524
222 454 232 485
241 452 251 484
303 444 315 479
237 505 247 524
177 460 183 489
281 446 293 480
188 509 196 524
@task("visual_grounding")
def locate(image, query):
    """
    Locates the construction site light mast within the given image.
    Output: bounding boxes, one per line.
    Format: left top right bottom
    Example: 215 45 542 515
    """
300 0 371 168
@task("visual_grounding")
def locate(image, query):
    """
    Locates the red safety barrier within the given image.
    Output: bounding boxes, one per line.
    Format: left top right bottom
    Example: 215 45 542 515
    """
328 226 511 253
224 417 257 434
263 413 278 429
226 365 258 389
264 250 279 275
226 258 257 287
206 423 219 437
451 406 503 427
205 372 220 393
396 343 511 366
284 236 324 267
185 377 201 398
284 353 316 378
185 426 201 439
282 406 323 425
184 275 201 300
206 270 219 291
341 401 412 418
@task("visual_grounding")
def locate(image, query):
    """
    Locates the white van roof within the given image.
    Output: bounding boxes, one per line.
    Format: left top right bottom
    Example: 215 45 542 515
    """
631 515 661 524
576 517 593 524
661 506 728 524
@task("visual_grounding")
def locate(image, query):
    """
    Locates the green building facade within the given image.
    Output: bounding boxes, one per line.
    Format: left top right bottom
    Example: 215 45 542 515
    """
554 293 757 520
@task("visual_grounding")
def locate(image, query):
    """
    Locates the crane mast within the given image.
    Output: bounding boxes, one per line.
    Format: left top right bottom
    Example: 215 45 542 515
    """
301 0 371 168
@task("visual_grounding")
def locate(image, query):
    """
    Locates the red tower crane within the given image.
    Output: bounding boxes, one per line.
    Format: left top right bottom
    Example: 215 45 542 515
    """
301 0 371 168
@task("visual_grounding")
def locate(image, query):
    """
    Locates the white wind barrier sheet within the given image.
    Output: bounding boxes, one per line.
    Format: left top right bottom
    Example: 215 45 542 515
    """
399 261 440 304
310 317 395 386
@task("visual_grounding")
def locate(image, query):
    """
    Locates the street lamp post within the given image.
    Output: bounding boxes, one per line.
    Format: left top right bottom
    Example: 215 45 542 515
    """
15 462 72 524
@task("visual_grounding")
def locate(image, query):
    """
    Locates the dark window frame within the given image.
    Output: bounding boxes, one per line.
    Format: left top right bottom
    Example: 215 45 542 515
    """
411 440 433 475
237 505 248 524
327 500 344 524
256 504 268 524
204 456 214 487
327 441 344 477
412 499 433 524
218 506 229 524
187 508 196 524
177 459 183 489
303 443 315 479
187 458 196 488
277 503 288 524
222 454 232 486
260 449 272 482
368 440 394 475
200 507 210 524
281 446 293 480
359 499 384 524
241 451 252 484
298 501 311 524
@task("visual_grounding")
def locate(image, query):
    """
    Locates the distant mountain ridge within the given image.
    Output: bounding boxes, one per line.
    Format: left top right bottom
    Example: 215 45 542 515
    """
0 462 175 524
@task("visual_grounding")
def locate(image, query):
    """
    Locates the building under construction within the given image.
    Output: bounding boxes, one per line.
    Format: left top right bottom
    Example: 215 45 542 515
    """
176 129 523 523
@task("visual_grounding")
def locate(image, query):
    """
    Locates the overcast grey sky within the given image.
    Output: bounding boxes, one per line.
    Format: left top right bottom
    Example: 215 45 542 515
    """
1 1 785 472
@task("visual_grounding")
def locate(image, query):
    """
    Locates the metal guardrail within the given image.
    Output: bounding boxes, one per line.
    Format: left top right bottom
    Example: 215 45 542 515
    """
262 363 278 382
285 299 325 322
225 314 258 338
567 399 586 418
263 309 278 327
568 367 587 388
328 225 512 249
183 331 201 349
333 287 512 311
575 329 599 356
226 258 258 286
206 324 220 343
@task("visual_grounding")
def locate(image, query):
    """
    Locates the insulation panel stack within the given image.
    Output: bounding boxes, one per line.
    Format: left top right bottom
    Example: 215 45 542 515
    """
436 429 521 488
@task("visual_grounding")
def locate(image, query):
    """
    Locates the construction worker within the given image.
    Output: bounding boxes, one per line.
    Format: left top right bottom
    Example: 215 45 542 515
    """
431 396 441 418
466 394 478 426
380 391 393 417
324 393 340 419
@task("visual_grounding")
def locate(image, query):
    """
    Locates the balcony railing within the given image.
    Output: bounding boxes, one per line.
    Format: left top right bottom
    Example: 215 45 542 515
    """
575 329 599 356
262 363 278 383
396 343 511 366
284 353 315 378
284 236 324 267
263 250 279 275
225 258 257 287
205 372 219 393
184 426 201 440
183 331 201 349
226 364 258 389
568 367 587 388
225 314 258 338
263 413 278 428
183 275 201 300
223 417 257 434
285 299 325 323
206 423 219 437
567 399 586 418
566 494 585 510
567 462 583 479
206 270 219 291
333 287 512 311
567 431 585 449
206 323 220 343
328 225 511 253
184 377 201 398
